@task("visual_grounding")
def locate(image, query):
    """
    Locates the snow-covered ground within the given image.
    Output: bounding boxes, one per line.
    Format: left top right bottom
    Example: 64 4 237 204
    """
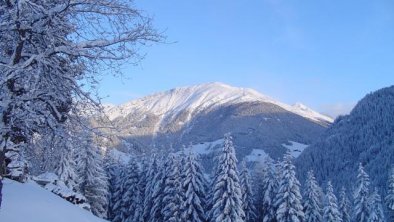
282 141 309 158
244 141 309 163
0 179 107 222
245 149 269 162
184 139 224 155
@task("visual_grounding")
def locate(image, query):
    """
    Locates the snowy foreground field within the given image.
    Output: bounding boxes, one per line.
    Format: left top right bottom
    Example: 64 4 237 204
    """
0 179 107 222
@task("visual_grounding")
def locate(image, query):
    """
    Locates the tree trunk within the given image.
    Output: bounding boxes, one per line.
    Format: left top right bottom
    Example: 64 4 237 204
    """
0 151 5 177
0 174 3 209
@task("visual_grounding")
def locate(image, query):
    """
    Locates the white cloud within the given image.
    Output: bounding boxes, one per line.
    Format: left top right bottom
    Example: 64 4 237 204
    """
319 102 356 118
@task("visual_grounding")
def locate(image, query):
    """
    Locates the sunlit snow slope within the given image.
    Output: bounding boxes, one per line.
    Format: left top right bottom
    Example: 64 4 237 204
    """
0 179 107 222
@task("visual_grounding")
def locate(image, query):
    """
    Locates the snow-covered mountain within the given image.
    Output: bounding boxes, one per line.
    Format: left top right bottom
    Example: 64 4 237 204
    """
296 85 394 192
102 82 332 160
0 179 107 222
105 82 332 124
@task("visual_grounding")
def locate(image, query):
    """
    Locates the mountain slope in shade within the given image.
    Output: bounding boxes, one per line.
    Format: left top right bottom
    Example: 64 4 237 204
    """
0 179 107 222
296 85 394 192
102 82 331 161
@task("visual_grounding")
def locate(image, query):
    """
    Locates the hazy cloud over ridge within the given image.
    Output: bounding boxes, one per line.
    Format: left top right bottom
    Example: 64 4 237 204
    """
319 102 356 118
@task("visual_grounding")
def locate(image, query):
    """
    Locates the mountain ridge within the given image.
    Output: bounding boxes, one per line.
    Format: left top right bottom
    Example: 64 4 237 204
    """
104 82 333 125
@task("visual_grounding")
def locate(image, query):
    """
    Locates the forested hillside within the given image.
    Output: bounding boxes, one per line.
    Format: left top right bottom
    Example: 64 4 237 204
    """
297 85 394 197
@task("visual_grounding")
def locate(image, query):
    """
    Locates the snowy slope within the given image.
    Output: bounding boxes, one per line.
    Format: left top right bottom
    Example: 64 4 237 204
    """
105 82 333 124
183 139 224 155
245 149 269 162
0 179 107 222
282 141 309 158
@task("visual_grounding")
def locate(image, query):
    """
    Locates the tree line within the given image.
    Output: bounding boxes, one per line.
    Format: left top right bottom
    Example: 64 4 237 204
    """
92 134 393 222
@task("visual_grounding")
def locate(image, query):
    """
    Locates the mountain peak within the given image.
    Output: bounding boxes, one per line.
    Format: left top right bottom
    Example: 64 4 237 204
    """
193 81 231 88
170 82 263 99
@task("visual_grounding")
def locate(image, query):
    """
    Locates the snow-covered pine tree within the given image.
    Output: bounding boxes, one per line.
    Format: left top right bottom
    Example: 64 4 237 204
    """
162 153 183 222
338 187 351 222
275 152 304 222
122 158 141 222
103 149 120 221
303 170 323 222
240 160 257 222
106 162 123 221
273 160 283 217
251 161 266 220
179 145 189 219
132 157 149 222
323 181 342 222
111 165 126 222
209 133 245 222
74 129 89 186
149 156 167 222
181 151 207 222
385 167 394 221
78 138 109 219
143 155 159 221
354 163 371 222
56 139 78 191
368 188 385 222
260 157 279 222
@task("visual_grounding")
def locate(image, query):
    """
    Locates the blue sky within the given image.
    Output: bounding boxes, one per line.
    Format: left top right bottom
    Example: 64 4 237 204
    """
97 0 394 117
